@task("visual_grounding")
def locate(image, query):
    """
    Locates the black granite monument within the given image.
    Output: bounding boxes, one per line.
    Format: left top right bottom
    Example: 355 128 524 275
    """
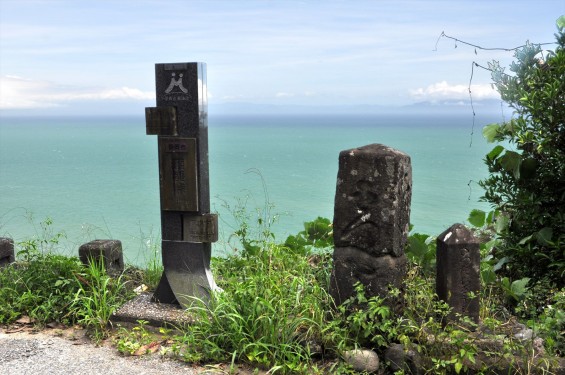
146 62 218 308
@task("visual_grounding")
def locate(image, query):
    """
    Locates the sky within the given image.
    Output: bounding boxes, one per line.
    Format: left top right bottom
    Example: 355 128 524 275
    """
0 0 563 116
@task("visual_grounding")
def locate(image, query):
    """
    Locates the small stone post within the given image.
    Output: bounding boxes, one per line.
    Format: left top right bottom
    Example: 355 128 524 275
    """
330 144 412 305
0 238 15 267
436 223 480 325
79 239 124 276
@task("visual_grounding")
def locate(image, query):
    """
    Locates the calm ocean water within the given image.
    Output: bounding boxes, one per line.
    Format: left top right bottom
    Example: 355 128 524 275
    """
0 114 498 265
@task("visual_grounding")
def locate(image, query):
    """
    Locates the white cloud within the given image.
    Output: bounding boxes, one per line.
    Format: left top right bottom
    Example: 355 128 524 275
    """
409 81 500 102
71 87 155 101
275 92 295 98
0 76 155 110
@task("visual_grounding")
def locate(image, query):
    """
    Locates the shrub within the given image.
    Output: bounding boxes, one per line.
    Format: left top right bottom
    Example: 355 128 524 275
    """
479 19 565 286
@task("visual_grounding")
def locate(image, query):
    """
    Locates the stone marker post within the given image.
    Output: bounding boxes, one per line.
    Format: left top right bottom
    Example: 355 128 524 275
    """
146 62 218 307
0 237 15 267
330 144 412 306
78 239 124 277
436 223 480 325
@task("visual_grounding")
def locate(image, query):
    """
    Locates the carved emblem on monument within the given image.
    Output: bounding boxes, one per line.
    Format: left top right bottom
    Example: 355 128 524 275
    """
165 72 189 94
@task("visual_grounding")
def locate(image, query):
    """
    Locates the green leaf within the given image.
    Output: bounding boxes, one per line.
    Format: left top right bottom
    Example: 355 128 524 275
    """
557 15 565 29
536 227 553 245
406 234 430 260
498 151 522 178
486 145 505 161
519 158 538 179
468 209 486 228
483 123 500 143
518 234 533 245
493 256 509 272
485 210 495 225
454 361 463 374
500 277 511 290
481 265 496 284
511 278 531 298
495 215 509 234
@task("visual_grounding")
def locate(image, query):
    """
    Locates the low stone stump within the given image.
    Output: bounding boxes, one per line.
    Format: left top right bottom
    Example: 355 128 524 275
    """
384 344 422 374
78 239 124 276
0 237 15 267
436 223 480 325
330 144 412 305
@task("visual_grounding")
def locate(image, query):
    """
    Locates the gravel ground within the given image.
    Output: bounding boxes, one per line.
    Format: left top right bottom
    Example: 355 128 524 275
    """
0 329 203 375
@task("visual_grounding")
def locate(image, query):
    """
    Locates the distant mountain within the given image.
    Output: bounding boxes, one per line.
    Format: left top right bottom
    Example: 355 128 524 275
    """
210 99 507 116
0 98 508 118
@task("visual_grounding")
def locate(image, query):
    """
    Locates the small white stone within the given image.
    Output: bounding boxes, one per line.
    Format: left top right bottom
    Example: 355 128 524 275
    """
514 328 534 341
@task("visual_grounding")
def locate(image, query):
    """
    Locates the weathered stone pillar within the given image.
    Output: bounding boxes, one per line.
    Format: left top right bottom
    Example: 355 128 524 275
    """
436 223 480 325
79 239 124 276
0 238 15 267
330 144 412 305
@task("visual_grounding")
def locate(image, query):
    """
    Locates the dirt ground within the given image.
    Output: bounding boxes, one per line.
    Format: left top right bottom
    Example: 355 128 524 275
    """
0 320 265 375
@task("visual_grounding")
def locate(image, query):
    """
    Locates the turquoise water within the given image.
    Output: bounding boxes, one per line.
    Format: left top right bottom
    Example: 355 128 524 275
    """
0 114 497 265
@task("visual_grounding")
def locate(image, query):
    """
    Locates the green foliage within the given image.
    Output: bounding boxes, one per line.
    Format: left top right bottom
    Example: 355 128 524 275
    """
405 232 436 275
3 213 563 371
529 288 565 355
499 276 531 303
217 169 281 258
468 209 486 228
0 232 83 325
114 320 166 356
0 218 131 340
69 257 131 340
140 232 163 290
284 216 333 255
479 21 565 286
559 15 565 29
177 234 334 373
331 283 396 349
176 209 562 373
0 253 81 324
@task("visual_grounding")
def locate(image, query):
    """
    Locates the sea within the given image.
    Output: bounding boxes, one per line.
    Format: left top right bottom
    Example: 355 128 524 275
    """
0 113 501 266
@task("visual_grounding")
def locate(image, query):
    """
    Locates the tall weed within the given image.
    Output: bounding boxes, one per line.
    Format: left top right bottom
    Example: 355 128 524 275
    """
70 257 131 340
177 240 335 373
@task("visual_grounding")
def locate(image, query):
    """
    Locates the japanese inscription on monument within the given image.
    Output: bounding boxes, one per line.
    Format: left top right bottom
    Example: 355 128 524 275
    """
158 137 198 211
